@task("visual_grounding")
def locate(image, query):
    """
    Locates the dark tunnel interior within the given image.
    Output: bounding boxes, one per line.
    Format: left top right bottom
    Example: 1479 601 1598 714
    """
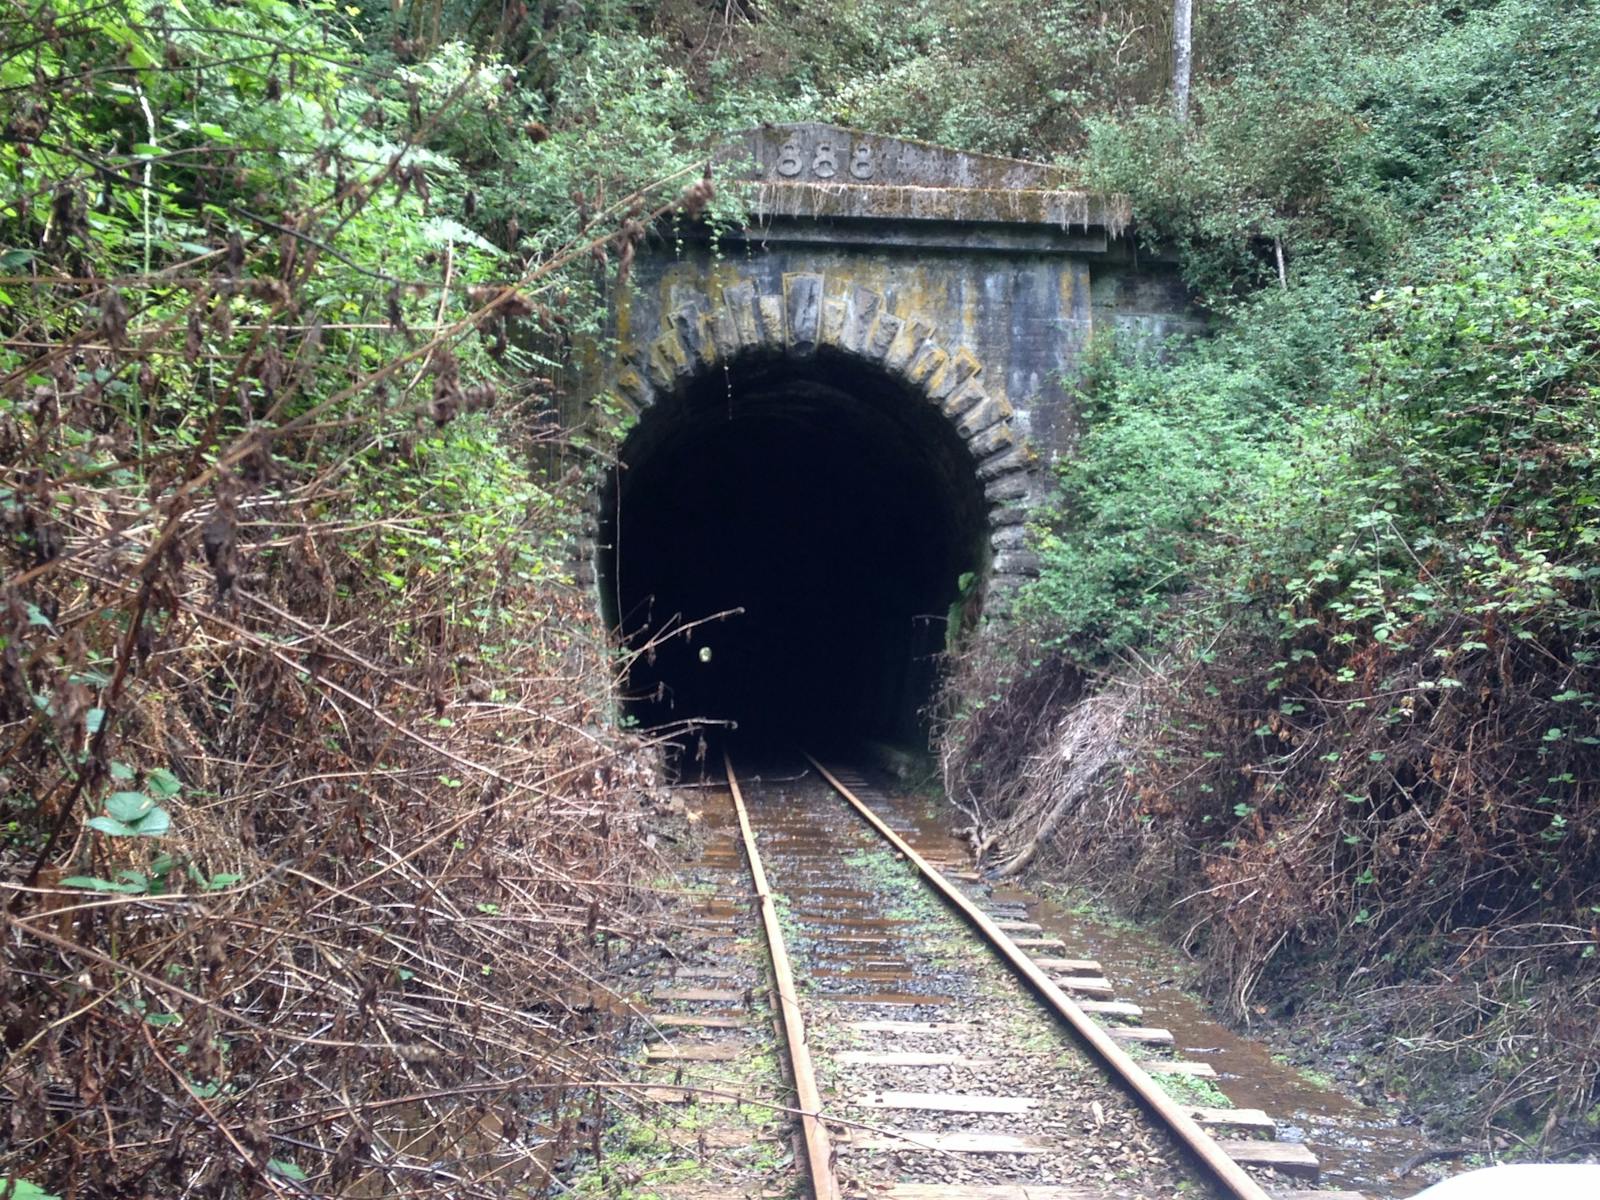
598 351 989 754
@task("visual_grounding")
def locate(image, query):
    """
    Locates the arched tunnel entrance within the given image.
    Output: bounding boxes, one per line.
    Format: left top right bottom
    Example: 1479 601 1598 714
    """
598 351 991 751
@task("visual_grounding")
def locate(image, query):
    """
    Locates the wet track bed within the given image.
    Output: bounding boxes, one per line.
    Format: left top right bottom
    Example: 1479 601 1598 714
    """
610 754 1405 1200
981 892 1436 1197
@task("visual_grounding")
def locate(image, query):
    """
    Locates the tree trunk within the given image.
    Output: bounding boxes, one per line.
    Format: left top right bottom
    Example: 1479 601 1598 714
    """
1172 0 1194 122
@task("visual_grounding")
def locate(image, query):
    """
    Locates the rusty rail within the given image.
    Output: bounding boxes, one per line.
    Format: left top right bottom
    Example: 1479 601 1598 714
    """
805 753 1274 1200
725 752 839 1200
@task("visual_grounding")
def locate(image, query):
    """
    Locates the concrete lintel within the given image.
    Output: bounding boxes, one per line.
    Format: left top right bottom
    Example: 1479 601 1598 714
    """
750 181 1129 233
725 219 1111 256
731 122 1077 191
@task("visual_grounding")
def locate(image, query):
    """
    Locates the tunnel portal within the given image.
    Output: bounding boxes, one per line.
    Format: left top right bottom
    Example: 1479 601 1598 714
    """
599 352 989 748
576 126 1197 752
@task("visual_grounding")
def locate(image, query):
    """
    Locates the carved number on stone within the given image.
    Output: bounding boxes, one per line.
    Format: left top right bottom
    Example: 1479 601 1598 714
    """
776 141 803 177
812 142 838 179
850 144 874 180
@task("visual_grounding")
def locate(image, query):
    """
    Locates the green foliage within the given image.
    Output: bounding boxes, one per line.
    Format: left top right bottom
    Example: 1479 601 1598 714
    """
814 0 1155 155
1022 271 1364 656
347 417 567 620
86 791 171 838
63 849 240 896
1083 0 1600 296
0 1180 60 1200
656 0 1174 158
0 5 717 1194
954 1 1600 1141
1265 184 1600 652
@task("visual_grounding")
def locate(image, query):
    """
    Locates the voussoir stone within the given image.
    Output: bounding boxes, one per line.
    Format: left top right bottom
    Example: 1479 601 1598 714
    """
614 367 654 411
842 286 883 353
884 319 933 372
820 295 848 346
671 308 715 367
723 283 760 348
646 331 689 389
755 295 786 347
976 442 1032 481
968 420 1016 459
783 272 824 352
905 341 948 388
864 311 901 360
985 470 1030 503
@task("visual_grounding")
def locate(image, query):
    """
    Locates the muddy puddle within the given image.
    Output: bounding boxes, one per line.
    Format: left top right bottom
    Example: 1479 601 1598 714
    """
729 755 1444 1198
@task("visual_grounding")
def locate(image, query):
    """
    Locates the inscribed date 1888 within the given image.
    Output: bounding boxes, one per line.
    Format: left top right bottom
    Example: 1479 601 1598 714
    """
776 138 876 182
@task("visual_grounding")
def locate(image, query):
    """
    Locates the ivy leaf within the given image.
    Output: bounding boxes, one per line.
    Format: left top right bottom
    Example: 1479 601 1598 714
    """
60 874 146 894
87 816 142 837
87 806 169 838
145 768 183 798
106 791 156 822
267 1159 308 1183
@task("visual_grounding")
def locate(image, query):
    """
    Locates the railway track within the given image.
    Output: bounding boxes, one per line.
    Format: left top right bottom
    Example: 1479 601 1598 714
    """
632 754 1368 1200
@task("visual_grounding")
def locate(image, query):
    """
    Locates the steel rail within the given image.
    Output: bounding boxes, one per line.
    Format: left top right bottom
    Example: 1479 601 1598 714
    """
805 752 1274 1200
724 752 840 1200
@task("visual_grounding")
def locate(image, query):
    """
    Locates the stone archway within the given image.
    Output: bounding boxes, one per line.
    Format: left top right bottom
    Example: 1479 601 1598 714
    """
604 271 1037 597
592 272 1038 743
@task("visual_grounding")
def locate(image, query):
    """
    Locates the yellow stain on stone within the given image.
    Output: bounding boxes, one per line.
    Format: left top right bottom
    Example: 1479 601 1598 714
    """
1059 261 1091 326
958 285 979 347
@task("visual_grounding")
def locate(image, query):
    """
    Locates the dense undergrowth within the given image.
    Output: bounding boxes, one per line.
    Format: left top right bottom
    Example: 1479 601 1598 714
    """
942 0 1600 1146
0 1 750 1195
